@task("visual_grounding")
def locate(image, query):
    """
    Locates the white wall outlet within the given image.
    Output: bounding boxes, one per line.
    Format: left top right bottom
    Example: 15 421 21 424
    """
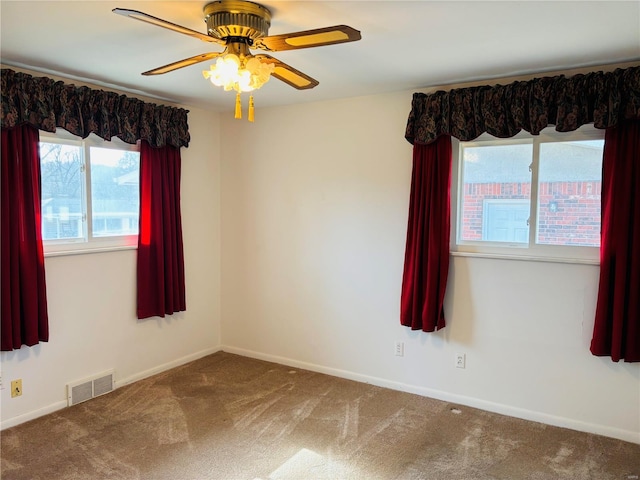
395 341 404 357
455 353 466 369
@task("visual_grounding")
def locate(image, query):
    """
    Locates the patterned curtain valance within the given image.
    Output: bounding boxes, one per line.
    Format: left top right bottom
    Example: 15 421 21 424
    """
405 66 640 145
1 69 190 149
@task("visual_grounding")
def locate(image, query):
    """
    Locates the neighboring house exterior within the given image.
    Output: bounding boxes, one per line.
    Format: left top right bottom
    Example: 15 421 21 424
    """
461 141 602 246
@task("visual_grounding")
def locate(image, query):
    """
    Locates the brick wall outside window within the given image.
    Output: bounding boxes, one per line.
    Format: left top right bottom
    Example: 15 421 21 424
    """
462 181 601 245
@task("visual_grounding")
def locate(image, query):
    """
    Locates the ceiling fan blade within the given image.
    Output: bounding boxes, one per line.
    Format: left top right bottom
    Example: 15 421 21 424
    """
255 55 319 90
143 52 223 76
113 8 224 45
254 25 361 52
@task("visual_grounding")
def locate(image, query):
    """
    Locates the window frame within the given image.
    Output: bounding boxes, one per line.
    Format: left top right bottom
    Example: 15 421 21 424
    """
451 125 605 264
39 130 140 256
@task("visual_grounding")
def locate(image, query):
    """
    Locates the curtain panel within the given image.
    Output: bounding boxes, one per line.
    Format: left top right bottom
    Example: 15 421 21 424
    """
1 69 190 149
401 136 452 332
405 66 640 145
137 141 186 319
591 120 640 362
1 124 49 351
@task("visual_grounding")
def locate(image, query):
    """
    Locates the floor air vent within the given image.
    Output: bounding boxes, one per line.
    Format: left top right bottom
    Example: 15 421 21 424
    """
67 371 115 406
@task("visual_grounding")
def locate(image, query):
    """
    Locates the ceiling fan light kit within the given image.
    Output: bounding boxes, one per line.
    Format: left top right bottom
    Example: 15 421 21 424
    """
113 0 361 121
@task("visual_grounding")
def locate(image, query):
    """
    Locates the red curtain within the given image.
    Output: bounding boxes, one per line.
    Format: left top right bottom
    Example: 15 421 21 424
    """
137 141 186 319
1 125 49 350
401 135 452 331
591 121 640 362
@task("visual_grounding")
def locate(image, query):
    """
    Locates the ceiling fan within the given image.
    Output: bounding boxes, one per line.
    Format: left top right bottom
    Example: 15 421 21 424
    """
113 0 362 91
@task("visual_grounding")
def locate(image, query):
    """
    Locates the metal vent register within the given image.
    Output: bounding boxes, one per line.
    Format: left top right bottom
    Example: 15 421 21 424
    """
67 371 114 406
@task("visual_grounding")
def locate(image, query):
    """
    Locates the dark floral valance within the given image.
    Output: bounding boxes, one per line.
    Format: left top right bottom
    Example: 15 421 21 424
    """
405 66 640 145
1 69 190 148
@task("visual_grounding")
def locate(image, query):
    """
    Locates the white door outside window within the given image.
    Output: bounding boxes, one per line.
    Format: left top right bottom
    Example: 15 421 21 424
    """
482 199 529 243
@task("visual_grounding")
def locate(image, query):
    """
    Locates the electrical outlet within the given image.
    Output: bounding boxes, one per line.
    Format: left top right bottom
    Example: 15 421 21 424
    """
455 353 466 369
11 379 22 397
395 341 404 357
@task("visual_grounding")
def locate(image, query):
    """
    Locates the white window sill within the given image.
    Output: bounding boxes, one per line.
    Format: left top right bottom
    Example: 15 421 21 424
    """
450 250 599 266
44 244 137 258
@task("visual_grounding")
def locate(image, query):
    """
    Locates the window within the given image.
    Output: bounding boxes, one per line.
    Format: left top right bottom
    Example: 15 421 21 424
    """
39 131 140 254
452 125 604 262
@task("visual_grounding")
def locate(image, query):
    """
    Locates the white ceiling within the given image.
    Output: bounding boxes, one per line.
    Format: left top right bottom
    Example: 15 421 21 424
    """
1 1 639 112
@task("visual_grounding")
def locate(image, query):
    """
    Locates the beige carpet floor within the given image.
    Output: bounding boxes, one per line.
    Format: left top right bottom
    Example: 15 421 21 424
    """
1 352 639 480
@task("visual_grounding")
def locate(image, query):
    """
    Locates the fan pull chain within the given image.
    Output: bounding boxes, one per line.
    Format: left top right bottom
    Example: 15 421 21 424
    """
235 92 242 119
248 95 255 122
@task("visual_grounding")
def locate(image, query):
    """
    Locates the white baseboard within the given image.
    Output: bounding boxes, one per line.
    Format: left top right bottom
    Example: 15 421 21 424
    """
1 400 68 431
221 345 640 445
1 346 222 431
115 346 221 388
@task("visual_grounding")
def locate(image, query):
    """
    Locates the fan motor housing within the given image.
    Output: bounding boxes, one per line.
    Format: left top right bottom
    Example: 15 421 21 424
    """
204 0 271 41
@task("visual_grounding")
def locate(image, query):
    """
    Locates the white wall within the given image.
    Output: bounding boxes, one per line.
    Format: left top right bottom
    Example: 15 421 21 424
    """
219 91 640 443
0 98 222 428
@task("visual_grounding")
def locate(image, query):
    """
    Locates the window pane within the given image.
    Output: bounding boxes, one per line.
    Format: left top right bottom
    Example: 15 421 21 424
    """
89 147 140 237
537 140 603 247
460 143 533 243
40 142 85 240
